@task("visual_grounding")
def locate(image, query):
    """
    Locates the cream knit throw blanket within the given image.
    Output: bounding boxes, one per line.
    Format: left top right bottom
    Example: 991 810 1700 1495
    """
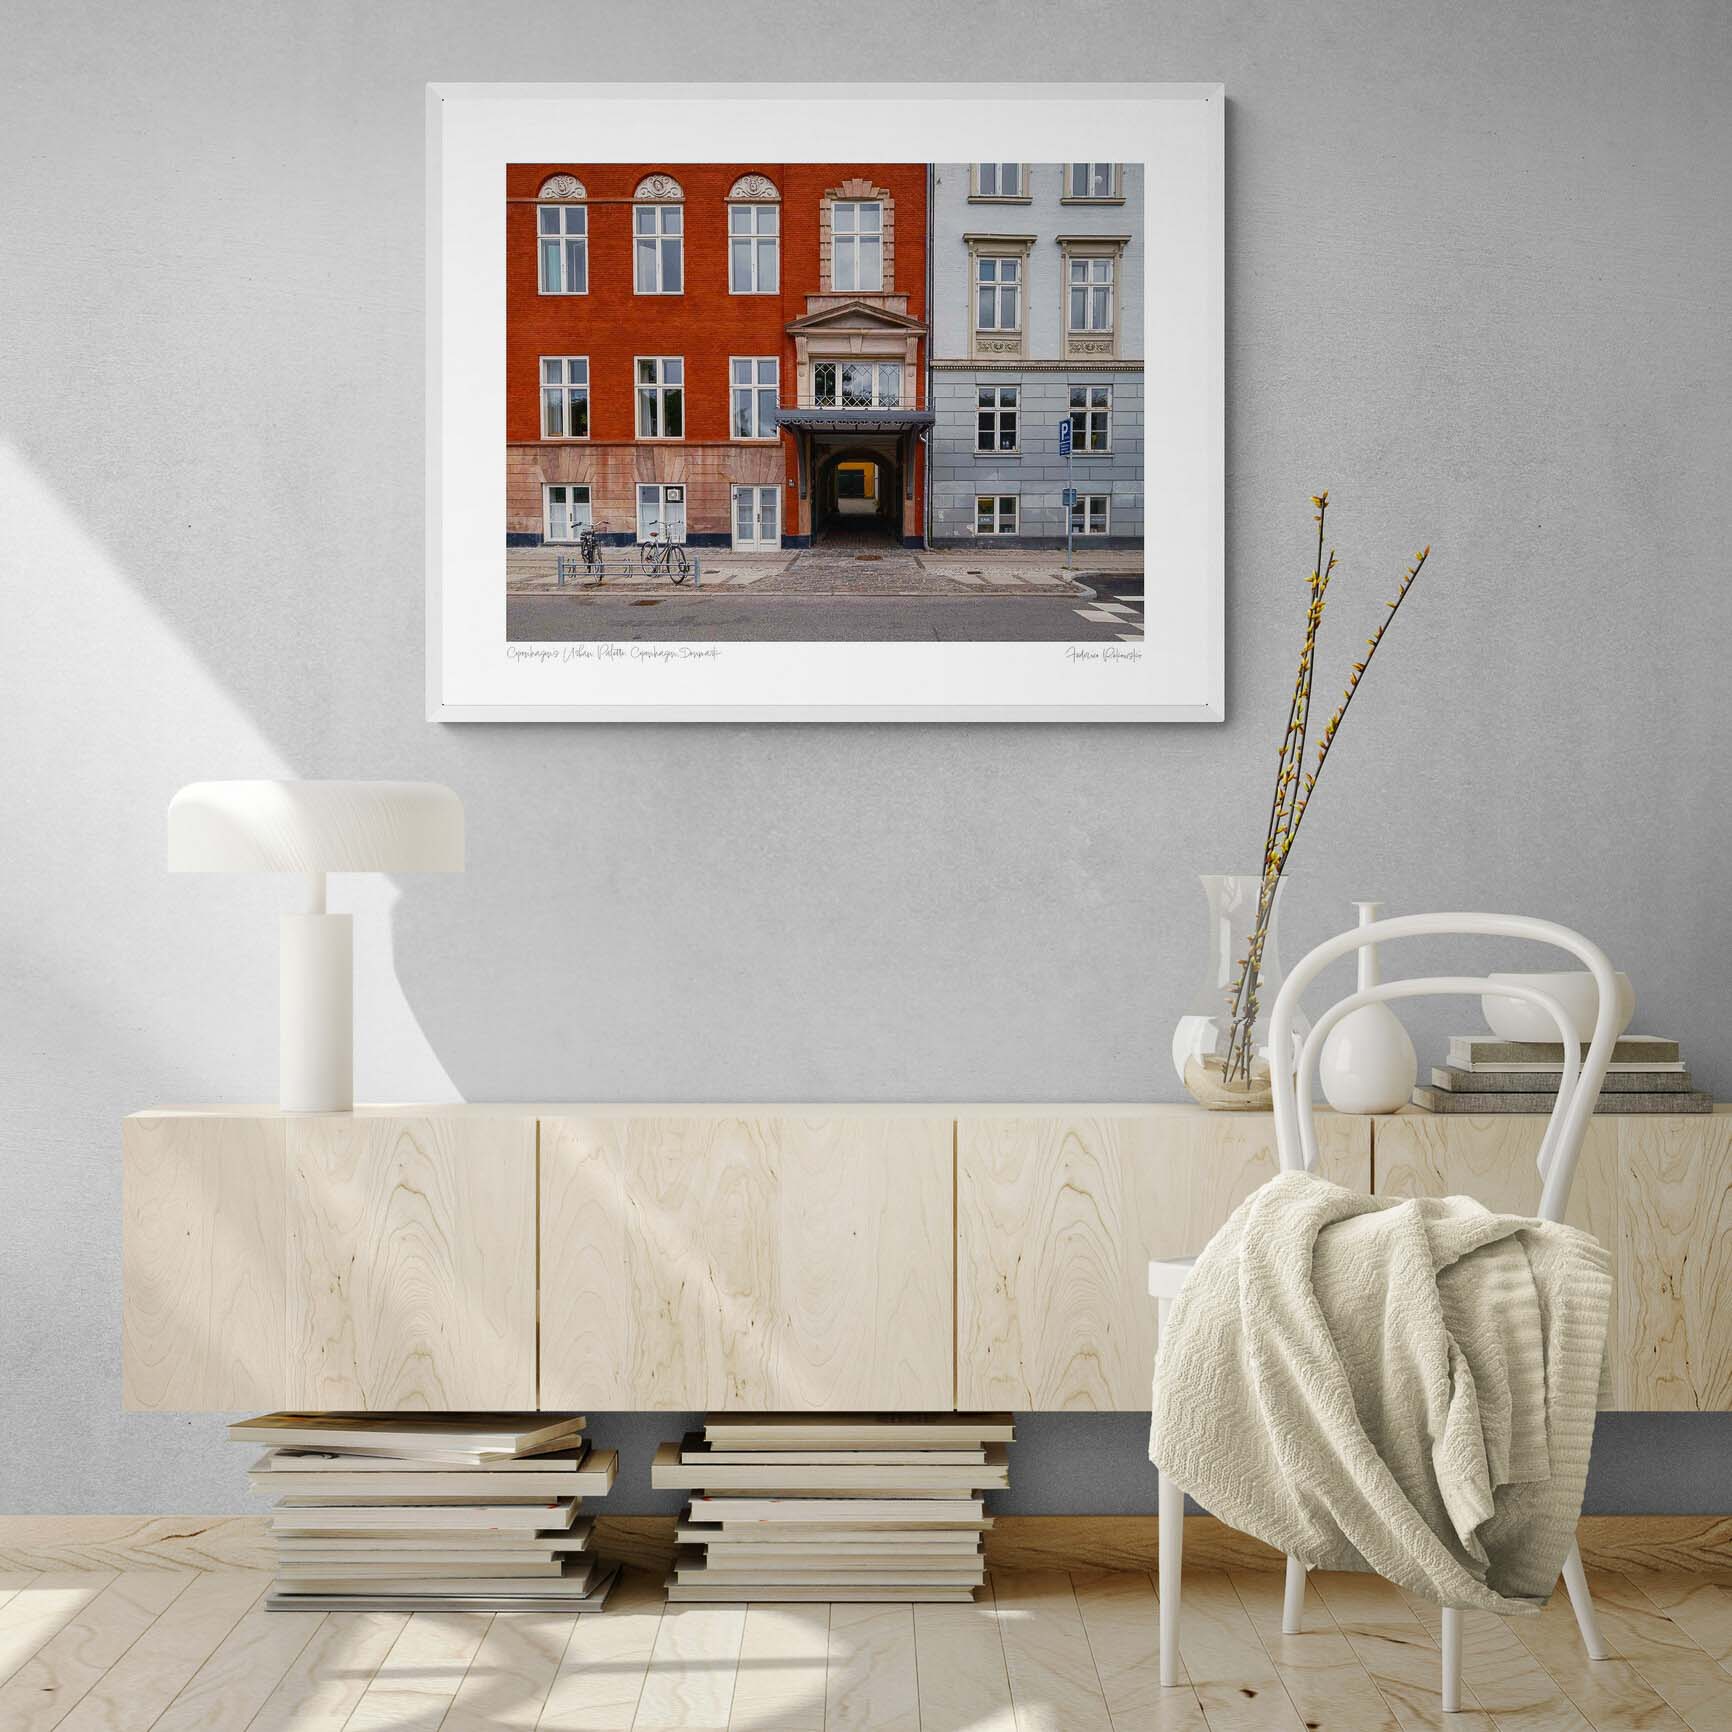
1149 1170 1612 1614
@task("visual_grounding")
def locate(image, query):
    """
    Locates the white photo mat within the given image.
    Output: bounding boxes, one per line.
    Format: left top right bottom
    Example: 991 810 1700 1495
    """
427 82 1224 722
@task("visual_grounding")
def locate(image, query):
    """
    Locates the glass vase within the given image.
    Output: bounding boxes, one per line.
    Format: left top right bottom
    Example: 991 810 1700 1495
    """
1171 872 1308 1110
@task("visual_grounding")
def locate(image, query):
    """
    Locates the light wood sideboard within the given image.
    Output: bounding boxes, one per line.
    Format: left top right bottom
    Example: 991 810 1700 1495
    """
121 1104 1732 1415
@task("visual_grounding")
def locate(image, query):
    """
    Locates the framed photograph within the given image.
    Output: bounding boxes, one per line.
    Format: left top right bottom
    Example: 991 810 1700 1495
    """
427 82 1223 722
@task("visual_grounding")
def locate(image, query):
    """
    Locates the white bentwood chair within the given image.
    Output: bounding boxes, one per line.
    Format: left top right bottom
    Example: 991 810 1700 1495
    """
1150 913 1618 1710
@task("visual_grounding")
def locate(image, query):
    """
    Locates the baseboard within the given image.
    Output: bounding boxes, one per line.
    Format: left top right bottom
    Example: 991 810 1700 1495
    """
4 1513 1725 1582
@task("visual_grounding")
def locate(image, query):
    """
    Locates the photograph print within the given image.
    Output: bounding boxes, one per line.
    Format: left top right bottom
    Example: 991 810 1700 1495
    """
429 87 1222 719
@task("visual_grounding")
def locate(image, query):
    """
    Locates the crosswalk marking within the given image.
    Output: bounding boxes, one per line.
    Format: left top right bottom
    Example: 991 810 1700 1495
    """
1073 594 1145 638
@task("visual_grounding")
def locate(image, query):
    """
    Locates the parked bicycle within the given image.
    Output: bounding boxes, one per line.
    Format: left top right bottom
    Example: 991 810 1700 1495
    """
639 528 691 585
577 518 608 577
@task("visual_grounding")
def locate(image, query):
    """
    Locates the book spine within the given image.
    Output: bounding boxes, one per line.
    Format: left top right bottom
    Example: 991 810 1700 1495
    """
1448 1037 1680 1065
1430 1067 1697 1094
1412 1087 1713 1115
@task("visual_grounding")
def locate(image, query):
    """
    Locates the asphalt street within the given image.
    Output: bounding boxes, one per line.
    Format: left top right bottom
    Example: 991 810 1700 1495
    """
506 591 1145 643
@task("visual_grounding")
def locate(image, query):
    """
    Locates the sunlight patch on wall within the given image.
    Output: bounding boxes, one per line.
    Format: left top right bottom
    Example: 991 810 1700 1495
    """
0 440 460 1105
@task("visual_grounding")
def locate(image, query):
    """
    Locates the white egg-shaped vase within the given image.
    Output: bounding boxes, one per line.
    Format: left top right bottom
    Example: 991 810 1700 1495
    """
1320 900 1418 1115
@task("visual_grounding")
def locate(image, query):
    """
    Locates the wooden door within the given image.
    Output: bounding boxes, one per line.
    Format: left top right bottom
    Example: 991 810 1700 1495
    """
1371 1109 1732 1411
1615 1115 1731 1410
285 1115 538 1409
955 1110 1373 1410
123 1114 288 1412
539 1115 954 1409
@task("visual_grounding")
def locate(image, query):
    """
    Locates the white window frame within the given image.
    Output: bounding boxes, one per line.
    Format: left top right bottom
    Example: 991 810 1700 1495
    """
974 255 1023 334
536 203 587 294
1067 255 1116 334
1070 492 1111 536
1068 383 1113 453
635 356 685 439
728 203 780 294
972 163 1026 199
636 482 686 544
811 359 902 409
633 204 684 295
730 356 780 440
831 201 883 293
975 494 1019 536
539 356 589 440
976 384 1019 454
543 482 591 543
1065 163 1120 200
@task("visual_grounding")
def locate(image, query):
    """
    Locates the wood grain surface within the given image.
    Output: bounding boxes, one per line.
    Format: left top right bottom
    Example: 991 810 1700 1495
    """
956 1111 1371 1408
539 1116 954 1410
285 1115 537 1409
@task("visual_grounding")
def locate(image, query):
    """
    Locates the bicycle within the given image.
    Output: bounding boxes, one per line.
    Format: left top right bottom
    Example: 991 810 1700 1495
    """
577 518 609 578
639 529 691 585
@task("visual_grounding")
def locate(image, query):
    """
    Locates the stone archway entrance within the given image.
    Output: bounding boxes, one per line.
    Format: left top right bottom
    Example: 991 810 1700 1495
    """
813 445 902 545
773 294 932 547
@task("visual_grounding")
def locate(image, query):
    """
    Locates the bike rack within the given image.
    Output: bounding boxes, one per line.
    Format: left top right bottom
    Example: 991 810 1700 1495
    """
552 544 702 590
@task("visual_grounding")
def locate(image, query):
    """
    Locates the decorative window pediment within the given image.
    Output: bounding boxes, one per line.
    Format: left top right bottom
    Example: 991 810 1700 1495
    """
634 173 684 201
728 173 779 201
538 174 587 200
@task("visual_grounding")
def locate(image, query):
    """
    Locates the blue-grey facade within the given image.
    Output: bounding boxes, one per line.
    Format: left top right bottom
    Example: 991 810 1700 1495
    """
927 162 1143 548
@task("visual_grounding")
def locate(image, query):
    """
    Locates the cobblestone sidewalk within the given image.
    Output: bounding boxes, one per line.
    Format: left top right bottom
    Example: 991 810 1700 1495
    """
506 545 1136 596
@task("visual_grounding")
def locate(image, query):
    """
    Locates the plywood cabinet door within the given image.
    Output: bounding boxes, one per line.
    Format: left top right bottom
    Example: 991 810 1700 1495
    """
123 1114 287 1411
1373 1112 1627 1405
955 1112 1372 1410
539 1116 955 1410
1370 1112 1619 1241
1370 1110 1732 1411
1619 1115 1732 1411
285 1116 537 1409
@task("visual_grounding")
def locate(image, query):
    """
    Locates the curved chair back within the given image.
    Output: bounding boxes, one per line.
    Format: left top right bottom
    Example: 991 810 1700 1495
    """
1268 914 1622 1223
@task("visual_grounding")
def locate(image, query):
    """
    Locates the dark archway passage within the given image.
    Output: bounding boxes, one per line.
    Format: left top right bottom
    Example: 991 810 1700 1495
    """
813 446 902 545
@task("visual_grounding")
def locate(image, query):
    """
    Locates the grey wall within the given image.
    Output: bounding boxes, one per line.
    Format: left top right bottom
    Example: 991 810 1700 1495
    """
2 0 1729 1519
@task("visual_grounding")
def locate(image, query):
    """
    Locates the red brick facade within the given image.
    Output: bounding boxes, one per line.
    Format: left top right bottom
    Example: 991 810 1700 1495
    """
506 163 928 549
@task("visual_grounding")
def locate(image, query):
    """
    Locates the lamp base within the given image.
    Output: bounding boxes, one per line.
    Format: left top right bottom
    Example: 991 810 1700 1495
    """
280 913 353 1112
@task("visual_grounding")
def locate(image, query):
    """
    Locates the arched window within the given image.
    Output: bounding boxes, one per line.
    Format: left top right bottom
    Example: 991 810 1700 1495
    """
536 176 587 295
632 175 685 295
727 176 780 294
533 178 588 294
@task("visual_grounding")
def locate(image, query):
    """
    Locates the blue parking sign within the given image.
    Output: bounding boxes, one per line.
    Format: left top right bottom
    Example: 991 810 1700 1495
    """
1058 419 1073 457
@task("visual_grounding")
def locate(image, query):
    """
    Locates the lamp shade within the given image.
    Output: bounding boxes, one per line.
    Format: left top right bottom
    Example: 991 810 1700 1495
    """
168 781 464 874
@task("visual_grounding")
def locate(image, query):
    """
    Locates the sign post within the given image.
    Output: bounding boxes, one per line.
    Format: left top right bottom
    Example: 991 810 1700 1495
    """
1058 417 1074 568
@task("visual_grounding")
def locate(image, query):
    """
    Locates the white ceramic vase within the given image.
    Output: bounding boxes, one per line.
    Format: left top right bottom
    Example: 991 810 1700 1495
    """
1319 900 1418 1114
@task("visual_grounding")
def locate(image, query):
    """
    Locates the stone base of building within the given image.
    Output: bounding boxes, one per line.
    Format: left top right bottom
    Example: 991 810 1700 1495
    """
926 536 1142 553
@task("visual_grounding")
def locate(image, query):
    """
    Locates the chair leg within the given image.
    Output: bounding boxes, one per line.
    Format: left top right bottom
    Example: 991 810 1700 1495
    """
1282 1555 1307 1634
1156 1291 1184 1688
1561 1539 1609 1660
1441 1607 1463 1712
1159 1463 1185 1687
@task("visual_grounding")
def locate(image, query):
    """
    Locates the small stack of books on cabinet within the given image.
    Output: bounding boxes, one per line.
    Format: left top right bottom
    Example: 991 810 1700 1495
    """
652 1413 1013 1603
231 1412 620 1612
1413 1035 1712 1113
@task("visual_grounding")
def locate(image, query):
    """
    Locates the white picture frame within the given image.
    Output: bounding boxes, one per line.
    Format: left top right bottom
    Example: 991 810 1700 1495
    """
427 81 1224 723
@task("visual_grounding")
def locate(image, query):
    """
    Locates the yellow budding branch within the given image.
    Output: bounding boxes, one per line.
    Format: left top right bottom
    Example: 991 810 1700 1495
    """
1220 501 1432 1088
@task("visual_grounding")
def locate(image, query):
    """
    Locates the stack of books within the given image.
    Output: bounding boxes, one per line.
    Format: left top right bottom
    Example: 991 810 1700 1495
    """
231 1411 620 1612
652 1413 1011 1603
1413 1035 1713 1114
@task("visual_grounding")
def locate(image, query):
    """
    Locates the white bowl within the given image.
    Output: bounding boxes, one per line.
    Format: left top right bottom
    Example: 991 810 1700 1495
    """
1481 971 1636 1044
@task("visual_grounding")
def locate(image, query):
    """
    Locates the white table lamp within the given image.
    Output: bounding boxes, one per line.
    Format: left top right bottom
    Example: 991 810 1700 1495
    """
168 780 464 1111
